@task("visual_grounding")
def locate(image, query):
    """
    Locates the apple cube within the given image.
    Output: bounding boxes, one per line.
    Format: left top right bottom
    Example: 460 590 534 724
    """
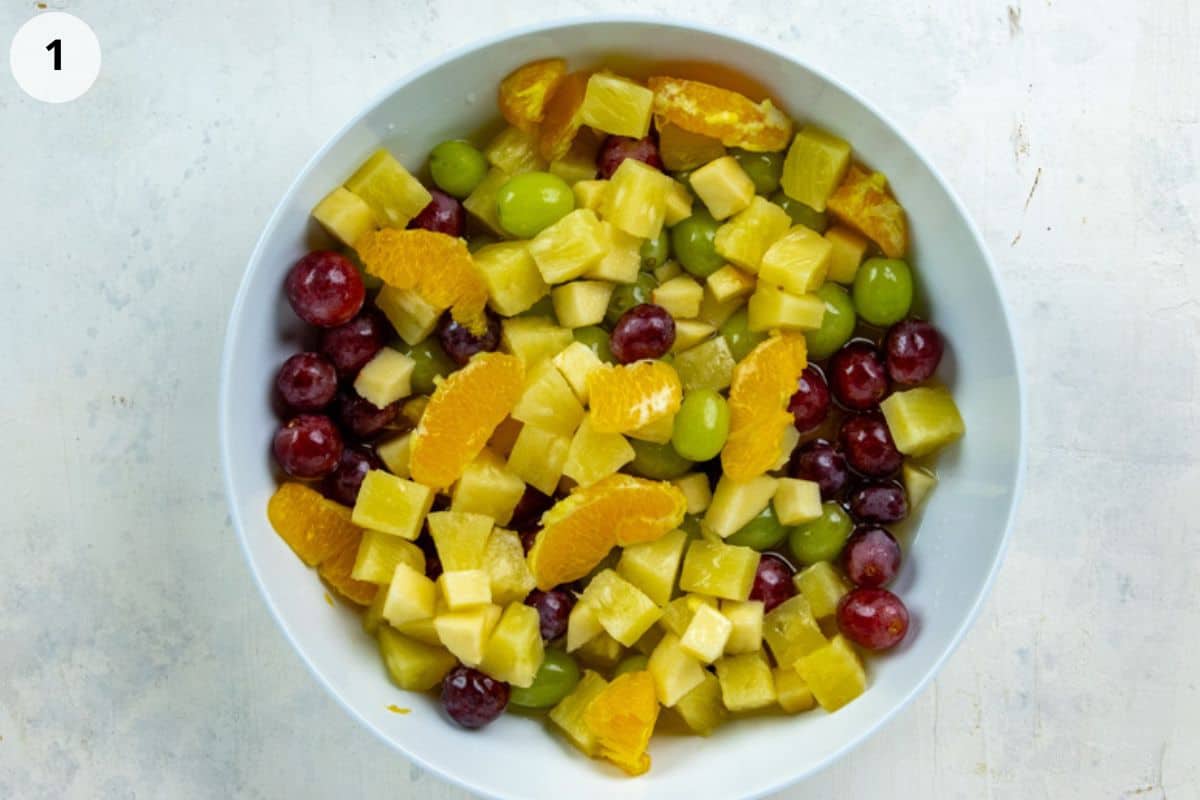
706 265 756 303
659 594 717 637
552 342 604 403
552 281 614 328
903 461 938 508
353 348 414 409
474 241 549 316
720 599 764 654
351 530 425 584
506 424 570 495
652 276 704 319
485 125 546 175
567 596 604 652
378 625 457 691
382 562 437 626
584 569 663 647
671 320 715 353
529 209 609 284
451 449 525 525
774 667 816 713
375 285 441 346
654 261 682 283
426 510 494 571
434 604 502 667
763 594 827 668
312 186 375 247
781 126 852 213
773 478 823 525
747 284 825 332
579 73 654 138
563 418 635 488
679 540 760 601
715 651 776 711
794 561 849 619
549 670 610 756
352 470 434 540
501 316 574 368
647 632 707 707
512 359 585 437
482 528 536 605
759 226 833 295
576 631 625 672
690 156 755 220
697 284 744 329
603 158 675 239
584 221 642 283
573 179 609 214
375 433 413 478
880 387 965 457
714 196 791 272
674 335 737 392
437 569 492 610
672 671 727 735
462 166 510 235
671 473 712 515
705 475 779 538
344 149 431 228
679 603 733 663
664 180 694 226
796 634 867 711
480 603 545 688
824 225 869 284
659 122 726 171
617 528 687 607
362 587 387 635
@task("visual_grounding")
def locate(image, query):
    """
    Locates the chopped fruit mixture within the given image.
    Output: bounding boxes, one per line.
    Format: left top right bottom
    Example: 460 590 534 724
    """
267 57 964 777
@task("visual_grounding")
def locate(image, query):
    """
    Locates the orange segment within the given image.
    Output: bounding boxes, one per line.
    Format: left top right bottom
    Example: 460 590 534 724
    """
721 334 808 481
583 671 660 776
318 533 379 606
587 361 682 435
499 58 567 132
410 353 525 489
827 165 909 258
267 482 362 567
538 70 590 162
355 228 489 334
528 474 687 589
648 76 793 152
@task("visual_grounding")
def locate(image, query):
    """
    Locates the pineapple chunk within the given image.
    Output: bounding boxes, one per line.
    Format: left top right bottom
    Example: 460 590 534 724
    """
674 335 736 392
378 625 457 691
529 208 609 284
584 221 642 283
352 530 425 584
647 632 706 707
626 411 676 445
715 651 776 711
903 461 938 508
679 539 760 601
824 225 870 284
659 122 726 171
706 265 757 303
714 196 791 272
773 478 823 525
437 569 492 610
506 423 571 495
483 527 536 604
673 671 727 735
584 569 664 647
375 433 413 478
312 187 375 247
796 634 867 711
747 284 825 332
395 612 443 647
664 180 695 226
780 126 852 212
362 588 387 635
352 470 434 540
375 285 441 346
382 562 437 625
759 225 833 294
435 604 502 667
603 158 675 239
573 179 609 214
451 449 525 525
671 473 713 514
579 73 654 138
576 631 625 671
501 316 574 368
794 561 849 619
617 528 688 607
426 510 494 571
705 475 779 538
654 260 682 283
697 283 744 329
344 149 431 228
827 165 908 258
679 603 733 663
567 595 604 652
774 667 816 713
488 416 524 459
653 276 704 318
512 359 585 437
462 166 510 234
485 126 546 175
720 599 764 654
690 156 755 220
549 670 609 756
480 603 545 687
551 281 614 328
474 241 549 316
550 129 603 185
881 387 965 457
563 418 635 487
763 594 827 668
552 341 604 403
659 594 717 637
353 348 414 409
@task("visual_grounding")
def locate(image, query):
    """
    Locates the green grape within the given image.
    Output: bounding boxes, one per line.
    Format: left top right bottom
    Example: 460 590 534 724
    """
804 283 857 360
628 439 694 480
467 233 499 253
509 649 581 709
496 171 575 238
719 308 767 362
429 140 488 199
788 502 853 564
680 514 704 540
640 230 671 269
405 338 455 395
771 191 828 232
573 325 614 362
670 208 724 278
671 389 730 462
521 295 557 320
605 271 658 326
733 149 784 195
614 654 650 677
671 169 694 187
725 505 787 551
853 258 913 326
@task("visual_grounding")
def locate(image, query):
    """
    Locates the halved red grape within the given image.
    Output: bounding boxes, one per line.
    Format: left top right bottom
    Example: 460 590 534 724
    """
848 481 908 524
610 303 675 363
837 587 909 650
409 189 465 237
749 553 796 613
510 487 554 533
333 389 398 441
284 251 364 327
272 414 343 478
788 439 848 500
441 666 509 729
318 309 389 379
276 352 338 412
525 589 576 641
788 365 831 433
596 135 662 180
842 526 902 587
325 445 382 506
436 309 501 366
839 412 902 477
884 319 944 385
829 340 889 411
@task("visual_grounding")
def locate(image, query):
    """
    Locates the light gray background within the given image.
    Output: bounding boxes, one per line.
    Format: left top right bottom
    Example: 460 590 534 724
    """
2 1 1196 798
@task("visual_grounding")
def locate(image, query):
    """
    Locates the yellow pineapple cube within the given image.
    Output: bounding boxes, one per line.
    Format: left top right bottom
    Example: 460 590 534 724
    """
451 449 525 525
375 285 441 346
626 411 676 445
426 510 494 571
579 73 654 138
774 667 816 713
652 276 704 318
312 186 375 247
506 424 570 495
763 594 827 668
603 158 675 239
796 634 866 711
435 604 502 667
674 335 736 392
378 625 457 691
395 613 443 647
671 473 713 514
747 284 825 332
352 470 434 540
714 196 791 272
488 417 524 459
512 359 585 437
617 528 687 607
664 180 695 226
659 594 717 637
781 126 852 212
673 671 727 735
773 478 823 525
480 602 545 688
715 651 776 711
573 179 609 213
654 260 682 283
903 461 938 508
697 283 744 329
474 242 549 316
500 316 574 368
720 599 764 654
551 281 614 328
880 387 965 456
483 528 536 604
353 347 414 409
382 562 437 625
647 632 707 707
362 588 387 635
529 209 609 284
550 129 603 185
659 122 726 171
679 603 733 663
563 418 635 487
549 670 609 755
706 265 757 303
759 225 833 294
485 125 547 175
576 631 625 671
462 166 510 234
679 540 760 601
438 569 493 610
567 595 604 652
375 433 413 478
690 156 755 220
552 341 604 403
824 225 870 284
344 149 431 228
794 561 849 619
584 569 664 647
352 530 425 584
704 475 778 538
584 221 642 283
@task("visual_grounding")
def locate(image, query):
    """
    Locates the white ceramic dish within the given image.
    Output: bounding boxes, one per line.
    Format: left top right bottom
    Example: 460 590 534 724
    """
219 16 1025 800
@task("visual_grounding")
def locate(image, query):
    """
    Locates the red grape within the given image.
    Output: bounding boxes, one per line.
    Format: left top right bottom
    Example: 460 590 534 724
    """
842 526 902 587
409 189 465 237
788 365 831 433
273 414 343 478
839 412 902 477
596 135 662 180
275 352 338 412
829 340 889 411
848 481 908 524
750 553 796 612
884 319 944 385
284 251 364 327
436 309 501 366
325 445 382 506
837 587 910 650
333 389 398 441
441 666 509 729
525 588 576 640
510 487 554 533
610 303 675 363
788 439 848 500
318 309 389 379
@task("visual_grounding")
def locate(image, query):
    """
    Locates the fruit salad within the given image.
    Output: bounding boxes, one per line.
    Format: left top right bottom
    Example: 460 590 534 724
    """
265 58 965 777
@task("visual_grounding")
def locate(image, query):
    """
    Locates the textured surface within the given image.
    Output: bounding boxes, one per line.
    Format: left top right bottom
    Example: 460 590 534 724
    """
2 1 1198 798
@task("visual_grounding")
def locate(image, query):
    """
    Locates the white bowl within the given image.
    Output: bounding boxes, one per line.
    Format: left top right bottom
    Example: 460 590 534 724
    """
220 16 1025 800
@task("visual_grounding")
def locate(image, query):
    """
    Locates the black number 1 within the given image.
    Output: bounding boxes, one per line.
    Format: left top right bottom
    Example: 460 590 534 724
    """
46 39 62 71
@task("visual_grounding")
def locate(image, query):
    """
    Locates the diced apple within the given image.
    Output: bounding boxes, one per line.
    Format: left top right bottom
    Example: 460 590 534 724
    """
506 423 571 495
824 225 869 284
312 186 375 247
353 347 414 409
579 73 654 138
720 599 764 654
550 129 603 185
617 528 687 607
480 603 545 688
352 470 434 540
780 126 851 213
549 670 610 756
437 569 492 610
567 595 604 652
352 530 425 584
706 265 757 303
671 473 712 515
378 625 457 691
690 156 755 220
551 281 614 328
664 180 694 226
903 461 938 508
500 316 574 368
714 196 791 272
512 359 585 437
583 569 664 647
434 604 502 667
653 276 704 319
647 632 706 706
679 603 733 664
672 671 727 735
794 561 849 619
774 667 816 713
575 631 625 671
382 562 437 625
584 221 642 283
674 335 736 392
659 122 726 172
473 241 549 316
763 594 827 668
483 527 536 605
485 125 547 175
603 158 675 239
679 539 760 601
880 386 965 456
697 284 744 329
573 179 609 214
375 285 441 346
826 165 908 258
705 475 779 538
451 449 525 525
796 634 866 711
759 225 833 294
563 418 636 488
375 433 413 478
426 510 494 571
715 651 776 711
462 166 511 234
552 341 604 403
529 208 609 284
747 284 825 332
773 478 822 525
344 149 431 228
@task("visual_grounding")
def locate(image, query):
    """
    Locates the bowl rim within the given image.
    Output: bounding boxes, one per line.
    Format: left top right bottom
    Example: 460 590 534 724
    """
218 13 1027 799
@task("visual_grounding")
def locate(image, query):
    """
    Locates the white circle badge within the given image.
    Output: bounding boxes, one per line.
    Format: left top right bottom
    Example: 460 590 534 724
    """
10 12 101 103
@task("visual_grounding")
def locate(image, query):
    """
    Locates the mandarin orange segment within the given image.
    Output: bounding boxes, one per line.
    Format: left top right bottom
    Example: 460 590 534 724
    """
721 334 808 481
499 58 567 132
410 352 525 490
318 533 379 606
355 228 490 334
267 482 363 567
647 76 793 152
583 671 660 776
538 70 590 162
826 165 909 258
528 474 687 589
587 361 682 435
